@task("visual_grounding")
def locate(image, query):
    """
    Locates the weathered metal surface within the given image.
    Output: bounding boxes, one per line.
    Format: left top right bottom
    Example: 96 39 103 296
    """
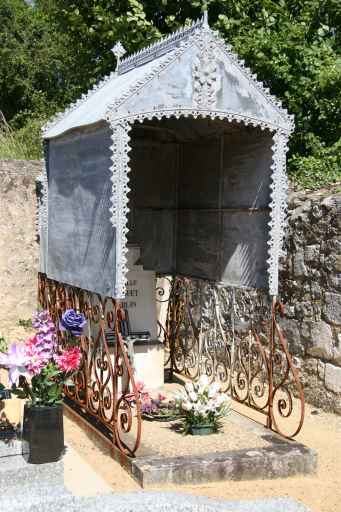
44 18 292 139
220 211 269 288
160 277 305 439
38 273 142 458
221 129 273 209
47 124 116 296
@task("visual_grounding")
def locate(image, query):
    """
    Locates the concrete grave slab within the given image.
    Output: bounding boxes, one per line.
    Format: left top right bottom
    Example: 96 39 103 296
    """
64 402 317 488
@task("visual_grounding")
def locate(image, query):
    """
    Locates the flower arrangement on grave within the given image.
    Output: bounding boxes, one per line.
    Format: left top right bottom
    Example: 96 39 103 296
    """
177 375 231 435
127 381 180 421
0 310 83 405
0 309 85 463
141 391 180 422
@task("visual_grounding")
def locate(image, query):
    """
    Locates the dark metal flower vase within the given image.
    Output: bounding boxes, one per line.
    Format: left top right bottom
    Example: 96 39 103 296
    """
190 424 215 436
22 403 64 464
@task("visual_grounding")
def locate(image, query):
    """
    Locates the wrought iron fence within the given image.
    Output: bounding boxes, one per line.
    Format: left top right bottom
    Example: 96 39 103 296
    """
38 271 304 454
158 276 305 438
38 273 142 457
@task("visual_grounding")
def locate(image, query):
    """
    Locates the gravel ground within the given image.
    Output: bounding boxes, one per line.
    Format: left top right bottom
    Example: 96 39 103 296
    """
134 414 267 458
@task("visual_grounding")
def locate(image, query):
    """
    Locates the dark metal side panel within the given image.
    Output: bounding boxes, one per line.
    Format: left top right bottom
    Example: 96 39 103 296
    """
47 124 116 296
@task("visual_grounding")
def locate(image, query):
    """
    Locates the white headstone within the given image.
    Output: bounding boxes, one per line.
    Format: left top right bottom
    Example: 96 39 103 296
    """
123 246 158 339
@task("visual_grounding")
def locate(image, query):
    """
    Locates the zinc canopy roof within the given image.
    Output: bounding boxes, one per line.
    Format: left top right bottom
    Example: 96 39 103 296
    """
43 16 293 140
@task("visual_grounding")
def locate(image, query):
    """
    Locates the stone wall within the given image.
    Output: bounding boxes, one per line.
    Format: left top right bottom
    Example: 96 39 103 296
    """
0 160 41 340
279 185 341 413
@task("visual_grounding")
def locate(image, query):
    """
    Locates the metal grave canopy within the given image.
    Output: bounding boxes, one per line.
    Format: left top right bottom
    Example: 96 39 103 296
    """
39 13 293 299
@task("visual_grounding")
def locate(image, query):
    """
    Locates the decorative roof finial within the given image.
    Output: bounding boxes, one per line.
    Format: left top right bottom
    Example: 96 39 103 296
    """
203 2 209 26
111 42 127 72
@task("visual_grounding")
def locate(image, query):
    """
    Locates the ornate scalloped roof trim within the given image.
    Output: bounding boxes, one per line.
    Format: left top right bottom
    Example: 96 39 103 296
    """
107 27 294 133
118 17 203 74
43 19 294 139
211 32 294 132
105 38 193 118
107 107 288 298
35 173 43 240
267 130 289 296
37 141 49 272
112 108 285 132
42 66 118 137
108 120 132 298
41 142 49 235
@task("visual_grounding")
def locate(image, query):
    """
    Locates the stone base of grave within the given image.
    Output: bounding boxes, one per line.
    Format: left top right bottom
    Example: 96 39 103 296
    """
132 439 316 488
129 410 317 487
0 438 312 512
64 399 317 488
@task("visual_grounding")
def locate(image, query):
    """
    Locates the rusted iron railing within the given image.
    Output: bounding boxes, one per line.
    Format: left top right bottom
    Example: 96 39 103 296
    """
38 273 142 457
39 271 304 453
158 276 304 438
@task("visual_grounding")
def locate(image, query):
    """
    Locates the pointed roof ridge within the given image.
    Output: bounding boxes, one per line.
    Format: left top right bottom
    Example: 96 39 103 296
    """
117 15 204 75
42 16 206 137
43 13 294 139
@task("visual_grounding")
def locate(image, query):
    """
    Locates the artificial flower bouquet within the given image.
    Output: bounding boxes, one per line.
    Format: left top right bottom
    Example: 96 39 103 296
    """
141 391 180 421
127 381 180 421
177 375 231 434
0 310 84 406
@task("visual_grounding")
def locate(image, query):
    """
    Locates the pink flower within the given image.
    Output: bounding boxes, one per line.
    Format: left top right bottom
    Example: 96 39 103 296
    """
136 381 145 392
26 354 47 375
24 335 52 375
0 343 30 385
25 335 38 351
55 347 81 373
135 381 150 401
157 393 166 402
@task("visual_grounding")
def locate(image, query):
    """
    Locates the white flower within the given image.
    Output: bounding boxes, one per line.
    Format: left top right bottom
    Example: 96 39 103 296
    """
181 401 193 411
214 394 232 412
207 402 216 413
197 375 210 394
214 394 225 407
198 375 209 387
208 382 221 398
193 402 207 415
185 381 194 393
188 391 198 402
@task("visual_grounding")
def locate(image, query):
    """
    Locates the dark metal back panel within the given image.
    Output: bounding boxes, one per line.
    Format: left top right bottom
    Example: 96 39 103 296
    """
128 120 273 289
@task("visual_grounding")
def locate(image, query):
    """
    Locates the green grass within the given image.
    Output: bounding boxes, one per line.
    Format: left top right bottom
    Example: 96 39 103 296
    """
18 319 32 329
0 335 8 354
0 112 43 160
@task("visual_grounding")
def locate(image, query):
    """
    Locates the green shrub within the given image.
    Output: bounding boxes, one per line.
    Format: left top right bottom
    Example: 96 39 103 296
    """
0 113 44 160
289 138 341 190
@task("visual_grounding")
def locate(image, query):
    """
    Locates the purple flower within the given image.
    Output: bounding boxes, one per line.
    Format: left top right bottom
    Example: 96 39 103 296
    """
35 332 56 351
0 343 30 385
59 309 86 337
32 310 55 332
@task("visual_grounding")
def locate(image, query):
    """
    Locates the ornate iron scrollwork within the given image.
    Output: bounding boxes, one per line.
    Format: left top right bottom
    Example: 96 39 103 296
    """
38 273 142 457
161 276 304 438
